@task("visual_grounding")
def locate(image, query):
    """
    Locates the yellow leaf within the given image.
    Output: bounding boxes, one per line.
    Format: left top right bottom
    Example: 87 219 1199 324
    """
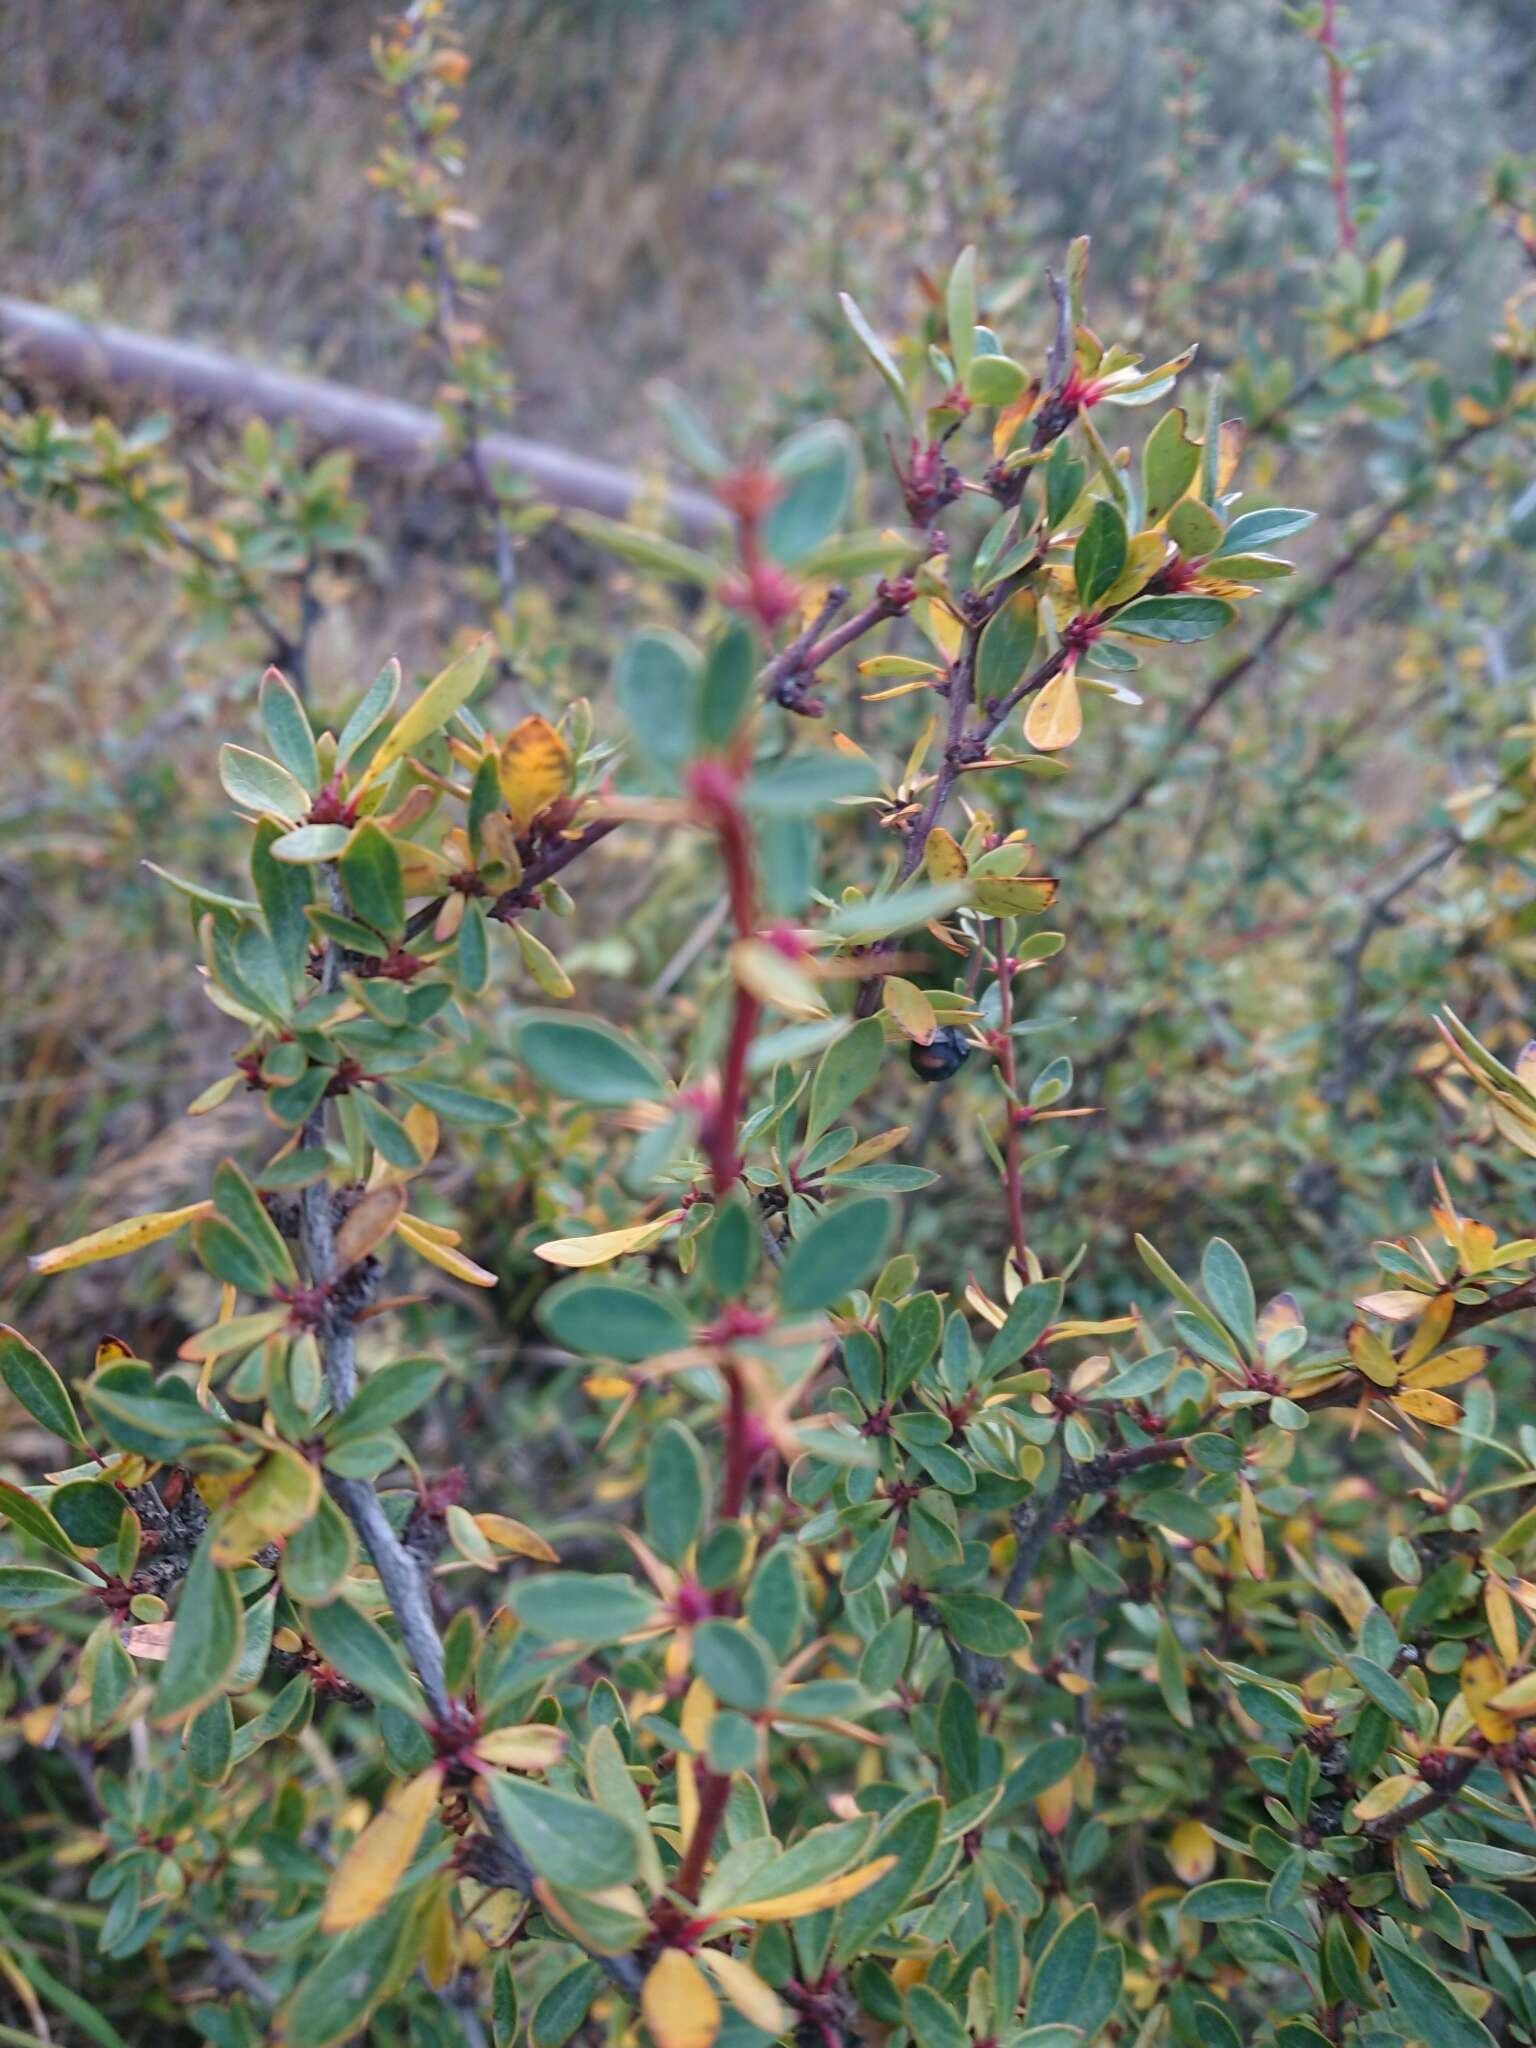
29 1201 215 1275
1237 1478 1266 1579
1486 1573 1521 1670
1492 1669 1536 1717
397 1216 497 1287
321 1765 442 1933
731 940 827 1019
1352 1774 1422 1821
1465 1652 1518 1741
498 716 573 830
334 1185 408 1270
473 1723 568 1771
536 1211 684 1269
356 638 493 791
643 1949 720 2048
729 1855 896 1921
1167 1818 1216 1883
208 1441 322 1567
695 1950 786 2034
1098 530 1166 609
1022 668 1082 753
1404 1345 1486 1390
970 876 1059 918
1315 1554 1374 1634
833 1127 911 1174
924 827 969 882
1346 1321 1399 1388
1034 1776 1073 1835
1354 1290 1431 1321
474 1514 559 1562
883 977 937 1045
1391 1386 1461 1428
1399 1291 1455 1371
514 923 576 1000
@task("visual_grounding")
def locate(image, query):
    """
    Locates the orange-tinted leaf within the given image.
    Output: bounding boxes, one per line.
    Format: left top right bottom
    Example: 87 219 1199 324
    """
729 1855 896 1921
498 717 573 831
30 1202 214 1275
320 1765 442 1933
643 1949 720 2048
1022 668 1082 752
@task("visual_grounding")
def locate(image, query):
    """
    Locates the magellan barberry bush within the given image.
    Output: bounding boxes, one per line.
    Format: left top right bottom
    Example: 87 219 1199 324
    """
11 19 1536 2048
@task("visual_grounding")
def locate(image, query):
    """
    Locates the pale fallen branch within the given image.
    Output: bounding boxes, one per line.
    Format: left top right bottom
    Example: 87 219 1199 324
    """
0 295 726 543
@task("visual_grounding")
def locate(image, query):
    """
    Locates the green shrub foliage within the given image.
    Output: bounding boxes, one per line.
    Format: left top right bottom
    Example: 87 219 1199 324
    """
7 8 1536 2048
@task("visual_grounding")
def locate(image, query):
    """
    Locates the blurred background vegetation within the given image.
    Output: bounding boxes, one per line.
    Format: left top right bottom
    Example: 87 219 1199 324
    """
4 0 1536 1370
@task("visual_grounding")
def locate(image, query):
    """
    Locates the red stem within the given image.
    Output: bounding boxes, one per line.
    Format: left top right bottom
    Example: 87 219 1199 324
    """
720 1364 752 1519
676 1766 732 1900
1319 0 1357 254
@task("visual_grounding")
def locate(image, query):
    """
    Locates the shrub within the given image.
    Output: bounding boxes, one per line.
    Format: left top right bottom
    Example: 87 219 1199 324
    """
8 12 1536 2048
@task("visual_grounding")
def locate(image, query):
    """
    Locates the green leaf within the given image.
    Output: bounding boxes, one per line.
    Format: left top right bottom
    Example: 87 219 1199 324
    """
946 247 977 382
487 1776 639 1889
516 1011 669 1107
906 1985 969 2048
1370 1933 1497 2048
270 823 354 864
1025 1904 1099 2025
507 1572 658 1645
1222 506 1314 551
692 1619 775 1712
48 1480 124 1550
1182 1880 1271 1922
260 668 321 792
645 1420 707 1565
218 744 309 822
838 292 913 424
743 751 882 816
336 659 403 771
212 1156 297 1287
1345 1655 1420 1725
965 354 1029 406
0 1563 88 1609
537 1278 691 1362
614 626 701 784
303 1596 422 1718
833 1797 943 1963
356 1091 422 1171
1201 1238 1255 1351
329 1358 445 1445
886 1293 943 1398
531 1962 603 2048
698 620 757 751
339 822 405 939
976 589 1039 701
0 1326 85 1445
764 421 860 566
396 1077 519 1127
1110 595 1235 642
365 637 492 785
279 1892 420 2048
1167 495 1226 558
780 1197 894 1314
281 1491 356 1606
1155 1618 1193 1730
566 513 719 589
1142 407 1201 524
982 1279 1063 1372
930 1593 1028 1655
1074 500 1128 609
806 1017 885 1143
155 1538 243 1724
725 1817 874 1907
